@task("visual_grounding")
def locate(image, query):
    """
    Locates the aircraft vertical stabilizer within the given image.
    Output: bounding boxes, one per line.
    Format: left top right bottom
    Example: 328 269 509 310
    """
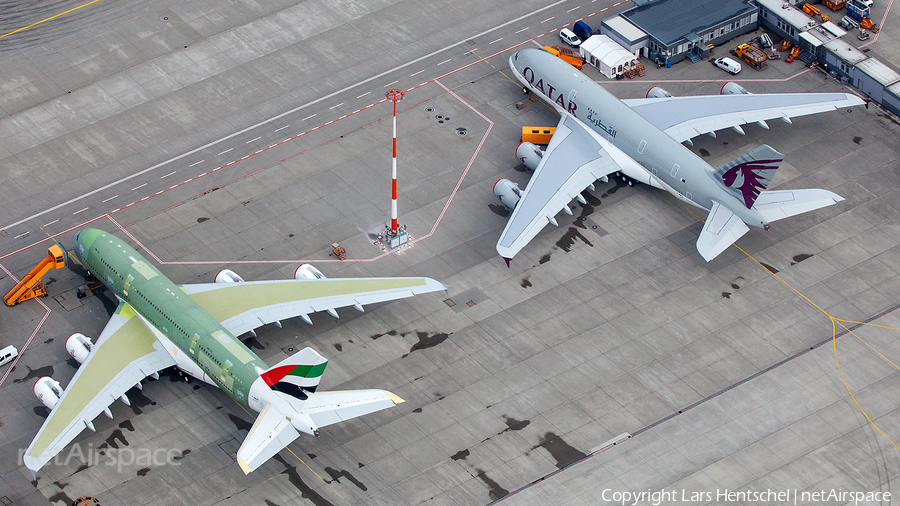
713 145 783 209
260 347 327 400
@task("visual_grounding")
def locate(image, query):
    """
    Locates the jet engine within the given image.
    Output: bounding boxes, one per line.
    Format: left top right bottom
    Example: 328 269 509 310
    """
215 269 244 283
493 179 523 210
294 264 326 280
720 81 750 95
646 86 673 99
65 333 93 365
34 377 63 411
516 142 543 171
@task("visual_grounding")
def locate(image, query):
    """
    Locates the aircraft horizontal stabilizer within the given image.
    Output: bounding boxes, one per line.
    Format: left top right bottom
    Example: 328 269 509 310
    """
751 189 843 222
304 389 404 429
697 201 750 262
237 404 300 475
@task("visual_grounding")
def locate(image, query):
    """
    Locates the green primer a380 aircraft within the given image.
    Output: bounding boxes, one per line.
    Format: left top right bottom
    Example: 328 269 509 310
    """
24 228 447 476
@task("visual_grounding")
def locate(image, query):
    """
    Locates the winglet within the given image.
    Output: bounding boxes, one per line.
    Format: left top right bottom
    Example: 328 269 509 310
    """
503 257 512 268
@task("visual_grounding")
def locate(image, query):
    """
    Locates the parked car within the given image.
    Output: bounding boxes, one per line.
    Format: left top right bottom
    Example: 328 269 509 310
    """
714 57 742 74
0 345 17 367
559 28 581 47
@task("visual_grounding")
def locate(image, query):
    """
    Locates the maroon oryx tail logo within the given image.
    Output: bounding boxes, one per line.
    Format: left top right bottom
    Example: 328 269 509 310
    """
714 145 783 209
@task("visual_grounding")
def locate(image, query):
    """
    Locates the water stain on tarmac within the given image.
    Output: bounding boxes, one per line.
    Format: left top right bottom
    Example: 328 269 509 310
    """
44 337 54 344
136 467 150 476
324 467 368 491
573 192 602 230
853 136 862 144
451 449 469 461
334 343 343 351
172 449 191 461
520 276 532 288
791 253 814 265
127 387 157 415
46 490 73 506
488 203 511 217
105 428 129 449
532 432 587 469
370 330 399 340
273 455 335 506
14 365 53 384
197 217 210 223
403 331 452 357
699 148 711 157
760 262 779 274
475 468 509 501
556 227 593 252
502 416 529 432
265 501 281 506
539 253 551 264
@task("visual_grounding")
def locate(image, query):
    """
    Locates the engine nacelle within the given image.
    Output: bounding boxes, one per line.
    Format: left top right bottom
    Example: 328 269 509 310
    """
34 376 63 411
646 86 673 99
215 269 244 283
516 142 543 171
493 179 522 210
65 333 93 365
294 263 326 280
720 81 751 95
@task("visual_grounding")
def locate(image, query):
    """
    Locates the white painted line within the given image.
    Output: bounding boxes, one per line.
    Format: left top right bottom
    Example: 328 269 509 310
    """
247 136 261 143
43 220 59 227
352 109 360 114
269 144 278 149
72 207 88 215
302 114 316 121
189 159 205 167
1 0 573 232
169 185 178 189
255 149 264 154
329 103 344 109
102 195 118 202
437 59 451 65
489 38 502 45
541 16 554 23
410 69 425 76
357 92 371 98
217 148 233 155
132 183 147 191
515 27 529 33
274 125 289 132
383 80 398 87
589 433 631 454
13 232 29 239
567 5 580 11
161 171 176 179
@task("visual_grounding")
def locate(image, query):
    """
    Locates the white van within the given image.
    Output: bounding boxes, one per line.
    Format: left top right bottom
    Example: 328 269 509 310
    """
0 345 17 367
559 28 581 47
714 57 742 75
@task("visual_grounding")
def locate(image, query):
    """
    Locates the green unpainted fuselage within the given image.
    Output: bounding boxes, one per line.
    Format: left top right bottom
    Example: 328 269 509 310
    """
73 228 266 406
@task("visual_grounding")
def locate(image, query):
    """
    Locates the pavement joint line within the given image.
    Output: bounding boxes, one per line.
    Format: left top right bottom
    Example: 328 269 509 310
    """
188 160 205 167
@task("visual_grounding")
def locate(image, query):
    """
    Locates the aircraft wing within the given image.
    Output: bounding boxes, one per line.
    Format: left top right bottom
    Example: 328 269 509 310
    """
24 300 176 475
622 93 865 143
496 113 622 261
182 277 447 336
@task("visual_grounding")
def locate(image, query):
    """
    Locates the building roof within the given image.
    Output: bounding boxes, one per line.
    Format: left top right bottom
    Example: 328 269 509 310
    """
601 15 648 43
856 57 900 86
757 0 817 31
622 0 756 46
821 21 847 38
887 80 900 95
580 35 638 67
823 39 868 65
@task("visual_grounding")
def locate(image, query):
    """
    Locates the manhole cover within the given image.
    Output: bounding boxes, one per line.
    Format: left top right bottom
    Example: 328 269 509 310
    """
444 298 456 307
456 127 467 136
159 15 170 21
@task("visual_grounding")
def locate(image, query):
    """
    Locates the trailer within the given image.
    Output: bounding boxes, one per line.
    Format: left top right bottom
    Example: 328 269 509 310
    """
823 0 846 10
846 0 871 21
733 43 768 70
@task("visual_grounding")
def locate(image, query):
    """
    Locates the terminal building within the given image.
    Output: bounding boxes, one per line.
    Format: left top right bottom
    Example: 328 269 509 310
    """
601 0 758 64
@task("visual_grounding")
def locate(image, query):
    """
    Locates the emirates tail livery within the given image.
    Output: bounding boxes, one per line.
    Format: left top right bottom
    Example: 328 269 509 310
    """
494 48 865 263
25 228 447 476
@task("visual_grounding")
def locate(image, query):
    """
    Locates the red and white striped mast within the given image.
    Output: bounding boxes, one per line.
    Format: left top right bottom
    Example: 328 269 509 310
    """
385 88 407 247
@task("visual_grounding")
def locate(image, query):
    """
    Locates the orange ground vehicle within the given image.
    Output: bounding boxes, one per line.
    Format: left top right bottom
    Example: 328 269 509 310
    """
733 43 768 70
543 46 583 70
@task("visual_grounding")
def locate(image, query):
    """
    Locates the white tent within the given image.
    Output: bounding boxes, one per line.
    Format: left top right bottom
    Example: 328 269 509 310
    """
579 35 639 78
